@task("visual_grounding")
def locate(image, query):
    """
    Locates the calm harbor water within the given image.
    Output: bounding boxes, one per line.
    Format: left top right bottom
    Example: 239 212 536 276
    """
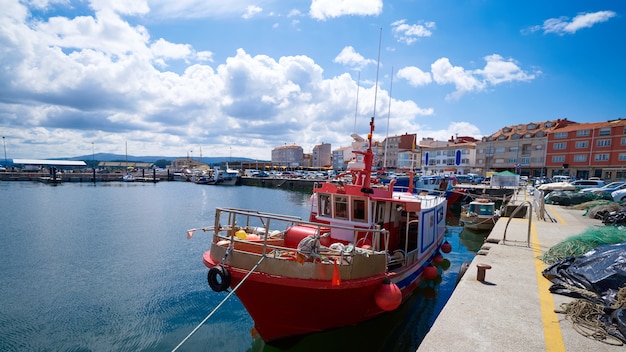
0 181 480 352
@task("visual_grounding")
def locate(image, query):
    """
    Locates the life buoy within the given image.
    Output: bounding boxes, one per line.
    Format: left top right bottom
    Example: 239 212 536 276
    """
207 265 231 292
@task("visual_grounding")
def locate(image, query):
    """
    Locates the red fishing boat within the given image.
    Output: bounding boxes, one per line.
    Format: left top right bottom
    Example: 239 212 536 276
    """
194 117 449 342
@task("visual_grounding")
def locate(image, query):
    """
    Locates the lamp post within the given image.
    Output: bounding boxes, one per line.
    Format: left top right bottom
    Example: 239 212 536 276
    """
91 142 96 183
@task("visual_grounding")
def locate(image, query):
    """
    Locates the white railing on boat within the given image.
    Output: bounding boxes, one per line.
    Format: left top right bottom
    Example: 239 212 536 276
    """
211 207 391 260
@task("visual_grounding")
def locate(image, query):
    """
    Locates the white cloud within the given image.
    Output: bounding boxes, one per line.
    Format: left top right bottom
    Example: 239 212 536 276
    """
0 1 503 161
416 122 482 143
475 54 536 85
430 55 537 100
242 5 262 19
310 0 382 21
391 19 435 45
149 0 264 19
396 66 432 87
333 46 377 69
525 10 616 35
431 58 484 100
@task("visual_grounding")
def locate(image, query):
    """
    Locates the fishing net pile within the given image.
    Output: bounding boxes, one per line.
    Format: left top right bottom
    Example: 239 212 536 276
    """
544 190 612 206
541 234 626 345
539 226 626 265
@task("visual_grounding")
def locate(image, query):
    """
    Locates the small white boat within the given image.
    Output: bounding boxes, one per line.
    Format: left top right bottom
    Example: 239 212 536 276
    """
460 199 500 231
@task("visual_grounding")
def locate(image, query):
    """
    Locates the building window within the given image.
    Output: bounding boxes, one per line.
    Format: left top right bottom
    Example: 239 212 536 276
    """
553 142 566 150
554 132 568 139
575 141 589 148
495 159 504 164
495 147 505 153
498 135 507 140
552 156 565 162
576 129 590 137
509 146 518 152
599 127 611 136
521 157 530 164
597 139 611 147
620 154 626 161
595 154 609 161
621 137 626 146
573 155 587 162
528 124 536 130
536 132 545 137
511 134 520 140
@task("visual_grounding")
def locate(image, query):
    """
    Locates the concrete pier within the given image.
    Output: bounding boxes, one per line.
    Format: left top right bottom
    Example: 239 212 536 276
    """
418 189 624 351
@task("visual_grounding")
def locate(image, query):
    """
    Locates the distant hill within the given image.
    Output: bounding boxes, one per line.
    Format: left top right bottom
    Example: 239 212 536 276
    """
62 153 265 164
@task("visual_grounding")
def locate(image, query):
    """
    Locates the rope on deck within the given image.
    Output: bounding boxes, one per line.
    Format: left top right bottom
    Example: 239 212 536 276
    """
171 255 267 352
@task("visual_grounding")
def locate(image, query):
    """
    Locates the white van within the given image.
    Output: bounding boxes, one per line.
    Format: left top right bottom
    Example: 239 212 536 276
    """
552 175 573 182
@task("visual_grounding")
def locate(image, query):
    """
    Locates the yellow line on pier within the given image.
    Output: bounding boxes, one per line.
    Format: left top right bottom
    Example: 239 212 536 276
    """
531 222 565 352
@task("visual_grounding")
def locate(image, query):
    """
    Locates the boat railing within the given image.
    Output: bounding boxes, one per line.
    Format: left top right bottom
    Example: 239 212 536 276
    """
213 207 391 259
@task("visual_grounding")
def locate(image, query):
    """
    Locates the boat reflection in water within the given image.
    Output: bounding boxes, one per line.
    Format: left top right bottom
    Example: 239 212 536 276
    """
252 275 447 352
458 227 491 253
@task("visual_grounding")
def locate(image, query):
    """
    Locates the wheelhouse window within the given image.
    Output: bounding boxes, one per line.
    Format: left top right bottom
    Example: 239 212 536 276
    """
318 194 331 217
352 198 367 222
334 196 348 219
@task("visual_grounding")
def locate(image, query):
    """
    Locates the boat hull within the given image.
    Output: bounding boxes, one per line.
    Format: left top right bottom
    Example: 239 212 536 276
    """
204 251 437 342
460 215 497 231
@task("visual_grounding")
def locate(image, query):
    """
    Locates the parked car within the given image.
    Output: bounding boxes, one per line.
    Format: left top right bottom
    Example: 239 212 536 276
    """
569 179 606 189
579 181 626 193
612 188 626 202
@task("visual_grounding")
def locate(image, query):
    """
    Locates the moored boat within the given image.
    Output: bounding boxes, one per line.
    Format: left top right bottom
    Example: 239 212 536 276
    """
459 198 500 231
192 117 450 342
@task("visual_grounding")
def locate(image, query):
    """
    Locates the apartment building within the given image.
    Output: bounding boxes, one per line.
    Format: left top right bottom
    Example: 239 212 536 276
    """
271 144 304 167
420 136 478 175
381 133 417 169
312 143 332 168
545 119 626 181
475 119 576 177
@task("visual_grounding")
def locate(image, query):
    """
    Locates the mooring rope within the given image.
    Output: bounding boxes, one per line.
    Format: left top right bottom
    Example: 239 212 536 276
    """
171 255 267 352
554 285 626 346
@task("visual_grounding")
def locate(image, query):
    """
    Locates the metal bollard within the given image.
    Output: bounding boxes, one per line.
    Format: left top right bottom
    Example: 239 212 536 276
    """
476 263 492 282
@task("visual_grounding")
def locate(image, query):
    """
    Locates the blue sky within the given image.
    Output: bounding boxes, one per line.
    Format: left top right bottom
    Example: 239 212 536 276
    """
0 0 624 160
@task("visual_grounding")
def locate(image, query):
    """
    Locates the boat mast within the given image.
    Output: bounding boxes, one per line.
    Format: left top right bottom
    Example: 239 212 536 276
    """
353 71 360 135
361 29 382 190
383 66 393 172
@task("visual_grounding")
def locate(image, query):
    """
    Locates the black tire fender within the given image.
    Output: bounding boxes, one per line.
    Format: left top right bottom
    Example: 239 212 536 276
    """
207 265 231 292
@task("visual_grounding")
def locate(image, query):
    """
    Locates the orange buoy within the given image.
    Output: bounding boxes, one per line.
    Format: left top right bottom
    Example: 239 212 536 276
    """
424 265 438 280
375 278 402 311
441 241 452 253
